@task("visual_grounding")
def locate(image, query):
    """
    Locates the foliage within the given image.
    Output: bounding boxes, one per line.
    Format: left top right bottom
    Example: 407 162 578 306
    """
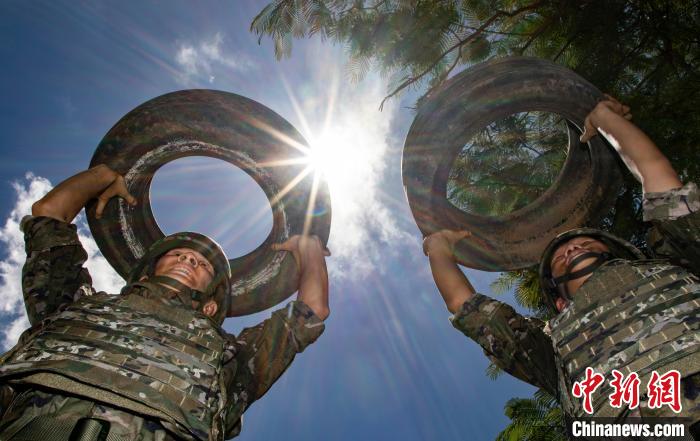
485 360 505 380
495 388 568 441
252 0 550 108
252 1 700 115
447 111 568 217
490 266 549 316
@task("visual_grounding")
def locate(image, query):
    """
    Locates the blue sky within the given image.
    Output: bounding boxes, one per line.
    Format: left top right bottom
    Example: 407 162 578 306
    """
0 1 537 440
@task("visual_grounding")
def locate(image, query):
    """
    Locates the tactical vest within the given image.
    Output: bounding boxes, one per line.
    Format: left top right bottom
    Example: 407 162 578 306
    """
0 289 227 441
549 259 700 418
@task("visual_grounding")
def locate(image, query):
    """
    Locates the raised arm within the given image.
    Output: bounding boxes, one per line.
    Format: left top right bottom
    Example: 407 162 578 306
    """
272 234 330 320
423 230 476 313
422 229 559 394
22 165 136 324
32 164 136 222
580 95 682 193
221 234 330 437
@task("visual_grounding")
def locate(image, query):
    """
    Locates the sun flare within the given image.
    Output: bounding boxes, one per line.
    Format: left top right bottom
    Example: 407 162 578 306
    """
307 127 379 208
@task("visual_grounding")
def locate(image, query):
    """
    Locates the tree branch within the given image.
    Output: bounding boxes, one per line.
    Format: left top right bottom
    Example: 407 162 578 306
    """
379 0 546 110
608 33 653 82
442 33 464 81
518 141 545 158
456 23 529 36
633 61 664 92
518 15 553 55
552 30 580 62
339 0 388 15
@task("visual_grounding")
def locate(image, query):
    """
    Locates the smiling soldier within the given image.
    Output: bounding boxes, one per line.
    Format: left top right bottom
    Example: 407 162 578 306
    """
423 96 699 435
0 164 330 440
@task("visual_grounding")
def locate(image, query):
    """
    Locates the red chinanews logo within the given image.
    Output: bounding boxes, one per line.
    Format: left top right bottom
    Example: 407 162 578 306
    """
572 368 682 414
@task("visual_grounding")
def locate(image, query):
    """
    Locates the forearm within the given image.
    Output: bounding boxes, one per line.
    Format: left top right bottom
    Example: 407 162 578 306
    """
427 250 475 314
296 248 330 320
32 164 118 223
590 106 681 193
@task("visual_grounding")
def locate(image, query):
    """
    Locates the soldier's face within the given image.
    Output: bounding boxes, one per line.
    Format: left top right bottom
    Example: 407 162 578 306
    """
154 247 215 292
550 236 609 310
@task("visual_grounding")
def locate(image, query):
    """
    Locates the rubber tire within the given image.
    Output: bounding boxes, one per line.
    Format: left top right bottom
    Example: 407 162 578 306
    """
87 90 331 316
402 57 622 271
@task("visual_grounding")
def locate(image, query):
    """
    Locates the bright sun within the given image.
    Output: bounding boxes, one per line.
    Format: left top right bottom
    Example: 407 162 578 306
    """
306 127 378 210
307 131 343 178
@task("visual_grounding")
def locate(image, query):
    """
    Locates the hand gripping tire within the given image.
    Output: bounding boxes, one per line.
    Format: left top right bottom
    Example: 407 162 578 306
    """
87 90 331 316
402 57 622 271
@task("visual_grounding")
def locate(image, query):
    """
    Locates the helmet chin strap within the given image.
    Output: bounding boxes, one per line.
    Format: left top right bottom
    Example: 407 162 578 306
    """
147 275 206 308
550 251 611 300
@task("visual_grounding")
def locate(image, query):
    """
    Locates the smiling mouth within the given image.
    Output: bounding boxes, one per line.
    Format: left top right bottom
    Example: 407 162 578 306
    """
169 266 194 279
566 250 590 267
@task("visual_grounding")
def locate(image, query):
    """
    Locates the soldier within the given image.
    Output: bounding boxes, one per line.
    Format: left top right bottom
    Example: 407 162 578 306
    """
423 96 699 433
0 164 330 440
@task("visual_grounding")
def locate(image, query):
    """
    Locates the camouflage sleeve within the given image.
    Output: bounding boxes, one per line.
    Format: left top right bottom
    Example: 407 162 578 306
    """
450 293 558 396
643 182 700 273
20 215 93 326
222 300 324 437
643 182 699 222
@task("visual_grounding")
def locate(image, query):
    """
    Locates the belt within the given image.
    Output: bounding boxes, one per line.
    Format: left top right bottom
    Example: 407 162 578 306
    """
9 417 130 441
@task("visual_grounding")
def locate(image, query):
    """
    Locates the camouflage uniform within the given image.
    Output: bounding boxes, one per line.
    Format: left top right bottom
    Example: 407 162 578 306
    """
451 183 700 427
0 216 324 440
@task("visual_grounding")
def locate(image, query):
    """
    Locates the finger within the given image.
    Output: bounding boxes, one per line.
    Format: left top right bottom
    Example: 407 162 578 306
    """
422 235 437 256
122 188 137 205
95 197 107 219
121 192 137 206
580 116 595 143
600 100 621 114
456 230 472 239
580 127 592 143
624 113 633 120
272 237 298 251
446 230 471 244
323 248 331 257
603 93 620 105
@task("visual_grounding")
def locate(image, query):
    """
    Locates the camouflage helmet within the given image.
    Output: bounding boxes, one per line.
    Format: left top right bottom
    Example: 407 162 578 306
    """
538 228 645 314
129 232 231 324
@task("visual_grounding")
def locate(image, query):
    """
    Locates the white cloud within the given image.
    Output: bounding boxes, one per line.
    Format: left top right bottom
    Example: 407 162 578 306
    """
0 173 124 349
174 32 255 85
175 45 199 77
325 90 414 277
201 32 224 61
